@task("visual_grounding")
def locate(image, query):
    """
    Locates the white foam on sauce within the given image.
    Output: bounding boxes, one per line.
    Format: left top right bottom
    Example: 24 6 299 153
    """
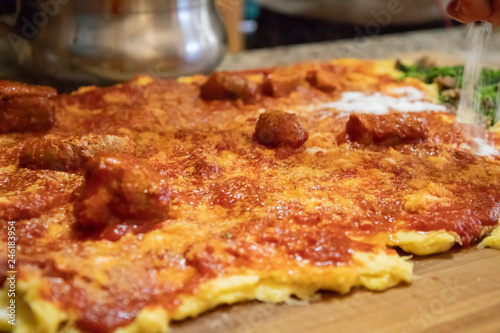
470 137 499 157
453 138 498 157
306 147 328 155
310 87 447 114
296 84 499 157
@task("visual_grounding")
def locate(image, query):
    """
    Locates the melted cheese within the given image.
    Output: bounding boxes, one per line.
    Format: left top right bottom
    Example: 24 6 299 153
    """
1 58 499 333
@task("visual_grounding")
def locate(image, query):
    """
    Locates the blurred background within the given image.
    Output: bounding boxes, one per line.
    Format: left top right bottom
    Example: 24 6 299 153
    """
0 0 485 89
221 0 455 52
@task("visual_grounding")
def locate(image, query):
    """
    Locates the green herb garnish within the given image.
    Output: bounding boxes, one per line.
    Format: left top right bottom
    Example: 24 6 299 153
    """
397 59 500 125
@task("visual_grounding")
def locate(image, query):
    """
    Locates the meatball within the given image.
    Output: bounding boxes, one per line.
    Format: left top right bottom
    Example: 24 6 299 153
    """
307 70 342 93
0 80 57 133
200 72 261 104
262 68 305 98
254 109 309 149
73 154 170 227
346 113 428 145
19 135 136 172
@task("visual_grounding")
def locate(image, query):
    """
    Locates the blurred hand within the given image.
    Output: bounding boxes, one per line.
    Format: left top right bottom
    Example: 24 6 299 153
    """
447 0 500 24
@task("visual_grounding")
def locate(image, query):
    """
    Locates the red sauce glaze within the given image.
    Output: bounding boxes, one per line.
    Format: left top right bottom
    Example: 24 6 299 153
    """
211 176 267 209
71 222 162 242
0 141 21 168
2 61 500 333
0 170 82 220
246 217 375 266
59 84 142 110
47 273 169 333
405 185 500 246
73 154 170 228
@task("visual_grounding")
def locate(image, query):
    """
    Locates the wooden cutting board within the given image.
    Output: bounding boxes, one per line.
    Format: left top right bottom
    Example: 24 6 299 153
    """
170 247 500 333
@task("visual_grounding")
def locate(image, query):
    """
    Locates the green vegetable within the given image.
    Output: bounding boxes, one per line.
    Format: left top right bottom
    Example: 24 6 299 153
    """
397 60 500 125
479 82 499 124
396 61 463 85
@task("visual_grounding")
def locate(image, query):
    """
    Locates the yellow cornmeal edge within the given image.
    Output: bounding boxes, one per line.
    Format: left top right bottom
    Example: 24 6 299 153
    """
479 226 500 250
0 250 412 333
1 58 499 333
1 225 499 333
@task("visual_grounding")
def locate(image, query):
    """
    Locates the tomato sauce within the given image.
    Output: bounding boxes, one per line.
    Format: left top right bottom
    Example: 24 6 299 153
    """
2 61 500 332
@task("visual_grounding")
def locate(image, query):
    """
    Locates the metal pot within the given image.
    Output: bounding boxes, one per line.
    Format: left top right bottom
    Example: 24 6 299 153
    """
1 0 225 86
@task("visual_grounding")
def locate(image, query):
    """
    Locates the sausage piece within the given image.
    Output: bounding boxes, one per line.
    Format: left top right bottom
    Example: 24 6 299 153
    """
346 113 428 145
19 134 136 172
74 154 170 228
200 72 261 104
0 80 57 133
254 109 308 149
307 70 342 93
263 67 305 97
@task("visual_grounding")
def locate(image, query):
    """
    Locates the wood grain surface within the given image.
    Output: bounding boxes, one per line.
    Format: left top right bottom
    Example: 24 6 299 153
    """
171 247 500 333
